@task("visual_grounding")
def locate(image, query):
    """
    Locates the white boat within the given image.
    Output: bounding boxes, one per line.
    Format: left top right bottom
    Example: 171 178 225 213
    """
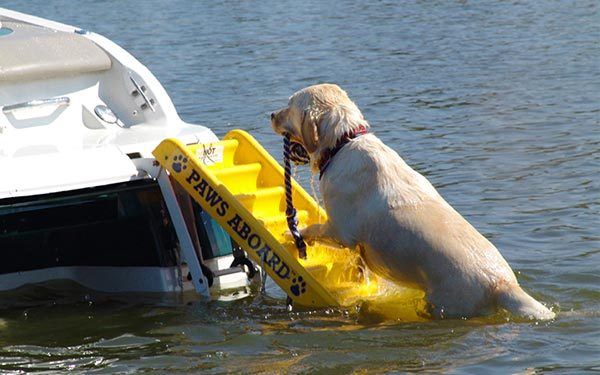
0 9 254 298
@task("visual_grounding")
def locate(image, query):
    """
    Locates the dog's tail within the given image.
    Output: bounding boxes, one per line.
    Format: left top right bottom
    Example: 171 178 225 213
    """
496 285 555 320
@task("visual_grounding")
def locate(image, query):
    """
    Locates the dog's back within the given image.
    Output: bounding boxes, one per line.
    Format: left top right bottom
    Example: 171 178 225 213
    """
321 134 554 319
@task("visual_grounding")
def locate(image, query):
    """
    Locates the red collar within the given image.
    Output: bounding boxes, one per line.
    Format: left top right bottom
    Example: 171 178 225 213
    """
318 125 368 179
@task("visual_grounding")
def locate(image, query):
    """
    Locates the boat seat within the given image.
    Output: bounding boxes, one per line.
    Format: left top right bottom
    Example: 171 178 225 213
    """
0 21 111 82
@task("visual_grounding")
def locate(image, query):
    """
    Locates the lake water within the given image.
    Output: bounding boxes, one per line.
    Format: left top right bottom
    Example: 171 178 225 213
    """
1 1 599 373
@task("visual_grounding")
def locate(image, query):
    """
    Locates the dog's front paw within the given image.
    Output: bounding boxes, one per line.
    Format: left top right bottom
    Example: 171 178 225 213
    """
282 230 294 242
299 229 316 245
283 229 316 245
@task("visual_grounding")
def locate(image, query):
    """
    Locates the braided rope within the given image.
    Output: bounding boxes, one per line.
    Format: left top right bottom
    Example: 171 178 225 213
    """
288 140 310 165
283 134 308 259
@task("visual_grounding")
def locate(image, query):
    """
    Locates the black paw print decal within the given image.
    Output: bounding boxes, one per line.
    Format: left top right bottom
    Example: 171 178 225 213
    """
290 276 306 296
171 154 188 173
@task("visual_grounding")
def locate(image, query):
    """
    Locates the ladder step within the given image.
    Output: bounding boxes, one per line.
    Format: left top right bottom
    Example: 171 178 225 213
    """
213 163 261 194
235 186 285 216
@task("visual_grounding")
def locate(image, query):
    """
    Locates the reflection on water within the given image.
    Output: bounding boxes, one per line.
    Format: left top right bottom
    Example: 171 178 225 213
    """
1 0 599 373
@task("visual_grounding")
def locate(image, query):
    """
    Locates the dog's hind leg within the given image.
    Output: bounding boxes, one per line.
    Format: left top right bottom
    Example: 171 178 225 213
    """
425 283 488 319
496 285 555 320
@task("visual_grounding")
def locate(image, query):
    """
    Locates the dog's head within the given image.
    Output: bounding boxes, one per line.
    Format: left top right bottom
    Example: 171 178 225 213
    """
271 83 369 171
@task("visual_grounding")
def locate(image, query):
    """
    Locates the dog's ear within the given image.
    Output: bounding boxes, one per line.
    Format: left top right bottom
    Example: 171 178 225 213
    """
300 109 319 153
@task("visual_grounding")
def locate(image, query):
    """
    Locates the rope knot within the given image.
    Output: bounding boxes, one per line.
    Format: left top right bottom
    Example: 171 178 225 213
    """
287 139 310 165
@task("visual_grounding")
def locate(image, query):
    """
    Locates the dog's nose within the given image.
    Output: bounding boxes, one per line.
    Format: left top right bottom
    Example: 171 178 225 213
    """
270 112 275 120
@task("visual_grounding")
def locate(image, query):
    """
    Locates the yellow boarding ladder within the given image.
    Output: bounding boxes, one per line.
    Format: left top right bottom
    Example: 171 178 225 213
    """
153 129 425 319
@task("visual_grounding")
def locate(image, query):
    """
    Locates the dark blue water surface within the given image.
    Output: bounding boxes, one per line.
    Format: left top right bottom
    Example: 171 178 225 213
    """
1 1 598 373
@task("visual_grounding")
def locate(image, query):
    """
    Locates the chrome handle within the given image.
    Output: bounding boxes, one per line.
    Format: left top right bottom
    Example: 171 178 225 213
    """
2 97 70 114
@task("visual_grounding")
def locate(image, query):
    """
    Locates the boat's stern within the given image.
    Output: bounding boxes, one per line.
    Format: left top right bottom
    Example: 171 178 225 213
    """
0 8 254 301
